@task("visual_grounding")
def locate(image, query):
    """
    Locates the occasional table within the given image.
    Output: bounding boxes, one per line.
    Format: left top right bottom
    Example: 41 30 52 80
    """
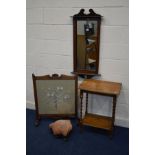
79 79 122 136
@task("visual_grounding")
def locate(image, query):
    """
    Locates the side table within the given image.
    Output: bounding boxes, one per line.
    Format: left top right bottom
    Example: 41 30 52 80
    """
79 79 122 137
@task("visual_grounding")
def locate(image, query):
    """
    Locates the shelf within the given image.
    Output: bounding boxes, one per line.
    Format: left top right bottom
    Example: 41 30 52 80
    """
82 113 113 130
71 71 101 76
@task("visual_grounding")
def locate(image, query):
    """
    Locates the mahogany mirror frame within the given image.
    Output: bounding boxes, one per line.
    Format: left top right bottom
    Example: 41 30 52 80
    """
72 9 102 77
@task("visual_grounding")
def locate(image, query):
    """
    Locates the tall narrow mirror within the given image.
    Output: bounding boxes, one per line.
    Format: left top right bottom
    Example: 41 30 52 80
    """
72 9 102 76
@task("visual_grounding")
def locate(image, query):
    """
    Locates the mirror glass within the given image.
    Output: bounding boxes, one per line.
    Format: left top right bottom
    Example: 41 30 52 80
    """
77 20 97 71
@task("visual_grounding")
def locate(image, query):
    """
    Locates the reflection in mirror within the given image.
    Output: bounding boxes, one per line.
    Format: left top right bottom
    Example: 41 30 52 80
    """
77 20 97 71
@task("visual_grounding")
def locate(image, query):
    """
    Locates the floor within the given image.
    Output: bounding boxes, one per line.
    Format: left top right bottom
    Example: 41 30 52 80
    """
26 109 129 155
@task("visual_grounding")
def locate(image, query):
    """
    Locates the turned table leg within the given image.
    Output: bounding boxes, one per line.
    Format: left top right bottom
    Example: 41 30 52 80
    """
86 93 88 114
80 90 83 132
110 95 117 137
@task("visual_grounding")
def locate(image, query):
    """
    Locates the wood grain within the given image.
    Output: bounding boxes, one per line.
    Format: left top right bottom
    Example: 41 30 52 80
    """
82 113 112 130
79 79 121 95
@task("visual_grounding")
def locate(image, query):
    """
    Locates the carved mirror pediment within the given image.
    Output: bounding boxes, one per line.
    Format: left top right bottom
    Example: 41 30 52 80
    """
72 9 102 77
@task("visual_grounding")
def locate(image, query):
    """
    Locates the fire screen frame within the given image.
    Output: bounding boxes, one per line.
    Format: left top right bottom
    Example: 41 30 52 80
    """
32 74 78 126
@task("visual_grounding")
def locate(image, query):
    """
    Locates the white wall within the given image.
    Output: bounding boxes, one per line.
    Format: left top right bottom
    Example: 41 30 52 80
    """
26 0 129 127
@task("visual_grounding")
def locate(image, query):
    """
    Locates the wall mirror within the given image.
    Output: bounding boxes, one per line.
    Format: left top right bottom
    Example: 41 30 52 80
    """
72 9 102 77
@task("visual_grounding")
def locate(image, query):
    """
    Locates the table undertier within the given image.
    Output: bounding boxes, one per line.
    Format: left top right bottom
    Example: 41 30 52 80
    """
82 113 113 130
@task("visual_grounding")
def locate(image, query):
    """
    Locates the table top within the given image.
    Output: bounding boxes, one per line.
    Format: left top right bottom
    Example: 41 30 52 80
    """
79 79 122 95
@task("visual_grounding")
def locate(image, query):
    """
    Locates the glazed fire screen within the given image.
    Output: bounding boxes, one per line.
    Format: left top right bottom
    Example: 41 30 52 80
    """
32 74 77 124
